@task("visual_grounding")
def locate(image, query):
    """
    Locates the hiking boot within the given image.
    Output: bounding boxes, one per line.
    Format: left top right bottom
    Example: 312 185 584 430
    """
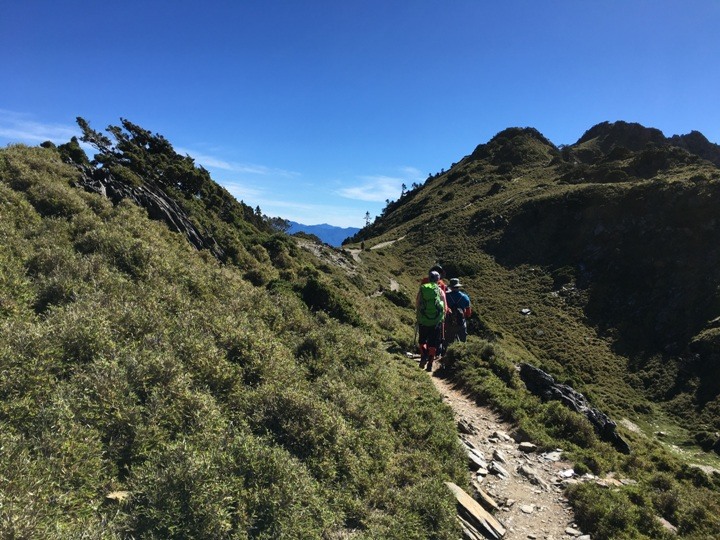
419 344 428 368
426 359 433 372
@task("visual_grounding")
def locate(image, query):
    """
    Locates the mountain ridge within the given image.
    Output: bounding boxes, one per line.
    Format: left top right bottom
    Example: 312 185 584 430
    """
288 221 360 246
349 119 720 435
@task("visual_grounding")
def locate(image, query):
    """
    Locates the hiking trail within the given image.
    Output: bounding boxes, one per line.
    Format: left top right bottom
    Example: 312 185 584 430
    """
422 360 591 540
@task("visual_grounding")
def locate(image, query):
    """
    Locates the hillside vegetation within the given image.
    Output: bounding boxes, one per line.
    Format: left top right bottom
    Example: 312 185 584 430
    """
5 117 720 539
347 122 720 539
0 124 467 539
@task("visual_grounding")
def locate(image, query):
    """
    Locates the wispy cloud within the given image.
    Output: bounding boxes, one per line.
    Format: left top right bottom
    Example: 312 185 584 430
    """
337 167 424 202
0 110 78 144
217 178 265 202
176 147 299 177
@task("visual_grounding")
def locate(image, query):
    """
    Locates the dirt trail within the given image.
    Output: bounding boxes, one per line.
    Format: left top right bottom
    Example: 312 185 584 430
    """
370 235 406 250
426 365 589 540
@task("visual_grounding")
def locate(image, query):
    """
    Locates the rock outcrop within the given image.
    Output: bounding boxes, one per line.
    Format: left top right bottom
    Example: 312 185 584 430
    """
73 165 225 261
519 363 631 454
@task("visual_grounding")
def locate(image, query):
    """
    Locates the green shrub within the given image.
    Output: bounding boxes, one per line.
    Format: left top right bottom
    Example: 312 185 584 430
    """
300 276 363 326
540 401 598 449
383 288 412 308
567 483 663 540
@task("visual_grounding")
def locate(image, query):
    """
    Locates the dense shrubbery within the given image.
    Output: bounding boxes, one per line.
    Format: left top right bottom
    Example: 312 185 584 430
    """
0 144 466 538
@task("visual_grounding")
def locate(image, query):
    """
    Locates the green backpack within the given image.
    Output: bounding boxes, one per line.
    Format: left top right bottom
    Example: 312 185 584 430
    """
417 283 445 326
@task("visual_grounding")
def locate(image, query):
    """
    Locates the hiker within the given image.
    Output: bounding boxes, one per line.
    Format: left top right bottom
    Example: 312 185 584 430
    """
422 264 448 293
420 264 450 353
445 277 472 343
416 270 446 371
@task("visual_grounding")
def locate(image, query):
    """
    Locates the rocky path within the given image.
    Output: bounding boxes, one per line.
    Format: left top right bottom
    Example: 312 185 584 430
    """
425 364 591 540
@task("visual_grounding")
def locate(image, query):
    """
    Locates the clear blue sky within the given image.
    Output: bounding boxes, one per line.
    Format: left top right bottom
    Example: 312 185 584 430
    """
2 1 719 227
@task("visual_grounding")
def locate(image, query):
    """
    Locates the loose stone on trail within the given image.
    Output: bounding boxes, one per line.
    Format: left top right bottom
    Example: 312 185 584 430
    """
493 448 508 464
490 461 511 479
458 418 478 435
518 442 537 453
446 481 507 540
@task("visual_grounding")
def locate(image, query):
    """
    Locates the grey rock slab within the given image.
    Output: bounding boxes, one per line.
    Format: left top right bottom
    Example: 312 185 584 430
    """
493 448 509 464
489 461 511 479
518 441 537 453
517 464 550 490
445 482 507 540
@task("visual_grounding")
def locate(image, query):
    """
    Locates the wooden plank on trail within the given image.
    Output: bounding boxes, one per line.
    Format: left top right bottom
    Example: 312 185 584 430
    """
445 482 506 539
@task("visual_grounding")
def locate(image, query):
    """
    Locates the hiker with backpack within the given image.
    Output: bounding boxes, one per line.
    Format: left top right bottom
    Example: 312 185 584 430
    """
420 264 450 354
445 277 472 343
416 270 446 371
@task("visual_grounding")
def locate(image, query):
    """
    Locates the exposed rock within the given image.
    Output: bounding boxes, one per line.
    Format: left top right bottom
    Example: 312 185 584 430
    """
458 418 478 435
461 436 478 450
458 514 488 540
490 461 511 479
517 465 550 490
471 478 501 513
492 430 513 442
542 451 563 462
493 448 508 464
446 482 507 539
656 515 678 535
564 525 583 536
74 165 225 261
519 363 631 453
105 490 131 504
467 448 489 471
518 442 537 453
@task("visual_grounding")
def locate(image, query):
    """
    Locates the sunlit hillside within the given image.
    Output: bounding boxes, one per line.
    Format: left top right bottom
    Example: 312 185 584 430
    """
0 126 467 539
346 122 720 539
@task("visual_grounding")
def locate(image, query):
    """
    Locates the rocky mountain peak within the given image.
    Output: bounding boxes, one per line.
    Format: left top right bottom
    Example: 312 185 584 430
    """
469 127 558 167
575 121 666 153
669 130 720 167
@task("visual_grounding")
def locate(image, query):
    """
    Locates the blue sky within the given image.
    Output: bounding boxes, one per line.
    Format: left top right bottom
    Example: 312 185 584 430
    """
2 1 719 227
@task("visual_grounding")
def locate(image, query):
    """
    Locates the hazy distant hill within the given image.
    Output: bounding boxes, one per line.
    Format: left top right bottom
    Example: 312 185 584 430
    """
288 220 360 246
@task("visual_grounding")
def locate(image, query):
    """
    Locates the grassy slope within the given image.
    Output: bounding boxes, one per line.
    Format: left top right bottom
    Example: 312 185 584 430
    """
345 127 720 539
0 145 467 539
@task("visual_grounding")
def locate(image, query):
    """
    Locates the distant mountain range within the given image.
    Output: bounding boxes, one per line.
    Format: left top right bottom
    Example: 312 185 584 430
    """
287 221 360 246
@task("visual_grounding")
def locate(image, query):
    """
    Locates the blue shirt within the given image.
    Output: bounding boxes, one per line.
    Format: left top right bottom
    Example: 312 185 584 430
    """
446 289 470 311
